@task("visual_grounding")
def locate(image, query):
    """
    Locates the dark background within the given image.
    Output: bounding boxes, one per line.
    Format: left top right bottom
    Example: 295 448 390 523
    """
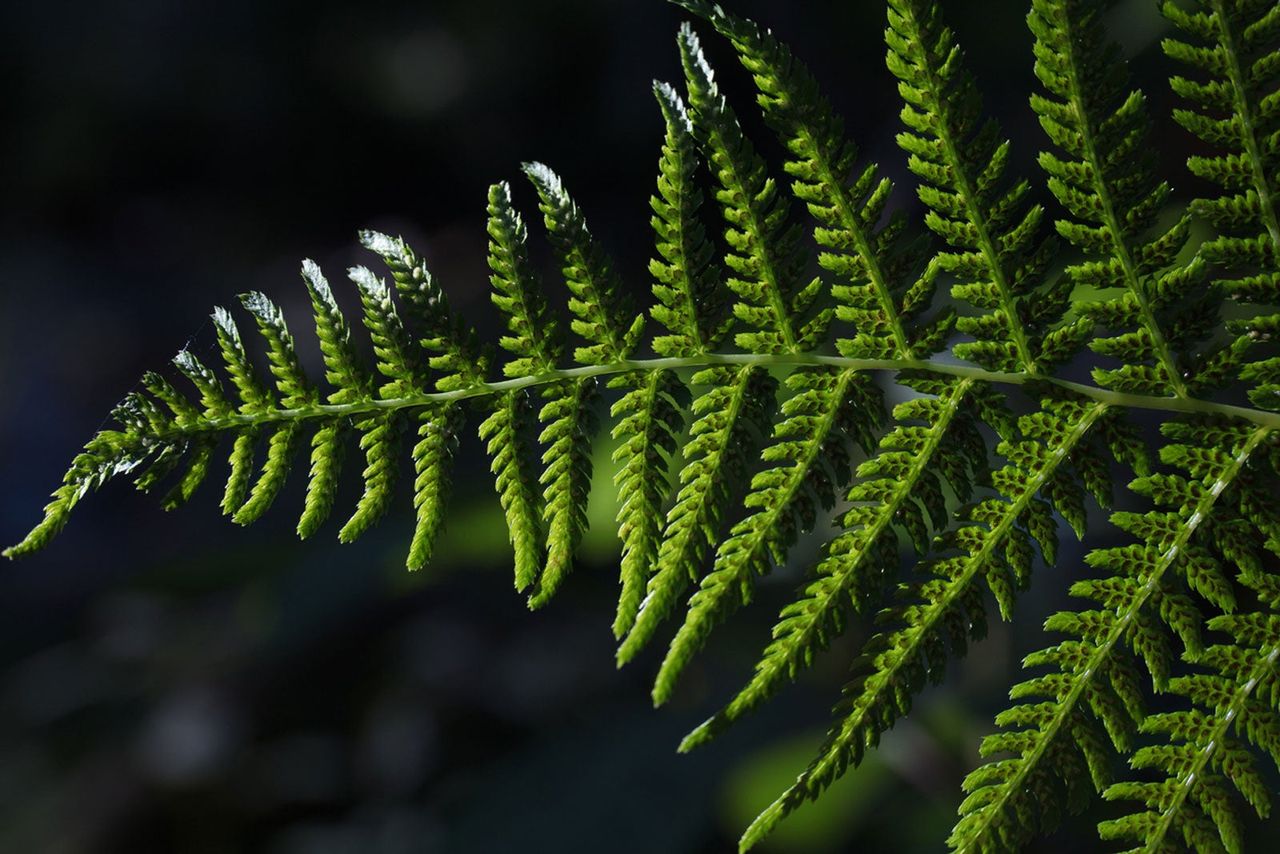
0 1 1240 852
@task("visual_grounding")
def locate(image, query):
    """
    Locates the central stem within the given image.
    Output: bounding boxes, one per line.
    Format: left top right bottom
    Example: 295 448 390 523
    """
147 353 1280 442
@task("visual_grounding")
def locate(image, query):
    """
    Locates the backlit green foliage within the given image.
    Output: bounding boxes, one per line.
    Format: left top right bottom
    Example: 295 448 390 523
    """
9 1 1280 851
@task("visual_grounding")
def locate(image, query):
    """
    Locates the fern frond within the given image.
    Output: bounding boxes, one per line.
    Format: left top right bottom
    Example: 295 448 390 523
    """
359 228 490 390
296 417 347 541
886 0 1084 372
1099 430 1280 854
611 87 725 637
679 374 997 750
14 3 1280 849
652 366 883 705
672 0 944 362
742 394 1122 850
523 161 645 364
617 364 777 665
531 377 598 609
1030 0 1213 398
610 368 689 638
953 418 1274 852
302 259 371 402
405 404 463 571
1163 0 1280 410
649 79 729 358
486 181 563 379
3 430 154 558
677 22 826 355
479 390 545 593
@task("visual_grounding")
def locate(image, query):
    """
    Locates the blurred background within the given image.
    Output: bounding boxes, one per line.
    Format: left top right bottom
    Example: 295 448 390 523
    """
0 1 1239 852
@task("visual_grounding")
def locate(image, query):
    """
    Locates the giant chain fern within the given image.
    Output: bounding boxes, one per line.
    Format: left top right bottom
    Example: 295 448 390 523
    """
10 0 1280 850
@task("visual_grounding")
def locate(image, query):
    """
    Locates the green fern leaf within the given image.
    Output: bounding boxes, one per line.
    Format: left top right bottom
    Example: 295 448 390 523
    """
953 418 1273 851
672 0 944 361
610 368 689 638
679 374 995 750
12 3 1280 851
617 364 777 665
1099 429 1280 854
677 22 826 355
1163 0 1280 410
653 366 882 705
649 80 729 358
479 390 545 593
1030 0 1213 398
744 393 1119 850
885 0 1086 372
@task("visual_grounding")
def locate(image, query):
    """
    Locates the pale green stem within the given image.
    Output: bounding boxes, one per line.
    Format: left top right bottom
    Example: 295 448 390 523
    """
144 354 1280 443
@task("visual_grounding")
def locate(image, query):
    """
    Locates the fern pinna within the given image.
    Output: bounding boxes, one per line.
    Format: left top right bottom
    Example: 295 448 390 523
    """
9 0 1280 850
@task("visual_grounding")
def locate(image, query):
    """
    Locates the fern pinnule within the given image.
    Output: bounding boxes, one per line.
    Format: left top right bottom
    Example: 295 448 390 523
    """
672 0 945 362
211 305 275 412
480 390 545 593
486 181 563 379
1030 0 1213 399
649 79 728 358
886 0 1084 373
338 413 400 544
523 162 646 364
350 265 425 399
172 346 230 418
240 291 313 407
610 368 689 638
404 404 463 571
953 418 1272 852
141 370 201 427
744 394 1122 851
652 366 882 705
302 259 370 402
616 364 776 665
1163 0 1280 410
359 229 489 391
159 437 216 513
297 417 347 541
679 374 994 752
677 22 826 355
531 377 598 609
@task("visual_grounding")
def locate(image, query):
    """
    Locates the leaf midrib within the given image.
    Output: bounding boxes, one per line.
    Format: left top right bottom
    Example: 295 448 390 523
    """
130 353 1280 447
